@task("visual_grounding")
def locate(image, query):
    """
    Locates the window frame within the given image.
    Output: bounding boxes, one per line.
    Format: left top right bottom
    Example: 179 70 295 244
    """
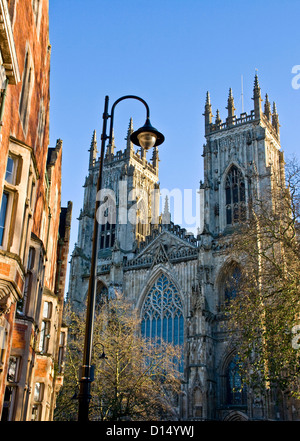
5 156 16 185
32 0 42 32
0 191 9 247
58 331 66 374
17 247 35 314
33 381 44 402
225 165 246 226
7 356 20 383
224 266 241 303
1 153 22 248
31 403 42 421
0 189 15 250
36 98 46 147
38 301 52 354
0 327 8 372
19 48 34 134
1 385 17 421
225 355 247 407
38 319 50 353
99 221 116 250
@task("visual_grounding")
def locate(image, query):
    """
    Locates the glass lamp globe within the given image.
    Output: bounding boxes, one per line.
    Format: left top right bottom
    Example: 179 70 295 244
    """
137 132 157 150
130 117 164 150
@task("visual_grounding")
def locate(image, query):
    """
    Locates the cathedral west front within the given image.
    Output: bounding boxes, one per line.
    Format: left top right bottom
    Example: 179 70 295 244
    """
67 76 299 421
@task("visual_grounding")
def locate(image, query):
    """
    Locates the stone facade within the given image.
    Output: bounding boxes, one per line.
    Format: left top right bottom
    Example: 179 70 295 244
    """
68 77 299 421
0 1 72 421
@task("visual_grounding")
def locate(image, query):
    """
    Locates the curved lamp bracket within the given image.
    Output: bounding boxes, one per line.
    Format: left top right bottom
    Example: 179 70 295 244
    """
108 95 150 145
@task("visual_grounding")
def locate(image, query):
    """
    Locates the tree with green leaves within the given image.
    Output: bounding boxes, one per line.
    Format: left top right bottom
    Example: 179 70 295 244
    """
54 294 182 421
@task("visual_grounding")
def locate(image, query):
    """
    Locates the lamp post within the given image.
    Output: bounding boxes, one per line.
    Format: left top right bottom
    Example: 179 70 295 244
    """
77 95 164 422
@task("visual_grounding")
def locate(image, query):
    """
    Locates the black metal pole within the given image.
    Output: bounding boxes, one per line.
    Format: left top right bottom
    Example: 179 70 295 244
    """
77 94 151 422
77 95 109 422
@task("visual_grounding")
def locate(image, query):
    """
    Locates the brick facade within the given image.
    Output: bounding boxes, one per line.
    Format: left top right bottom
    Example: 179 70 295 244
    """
0 0 72 421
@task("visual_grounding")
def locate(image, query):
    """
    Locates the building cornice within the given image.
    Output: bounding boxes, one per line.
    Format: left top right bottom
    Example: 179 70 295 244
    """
9 135 40 179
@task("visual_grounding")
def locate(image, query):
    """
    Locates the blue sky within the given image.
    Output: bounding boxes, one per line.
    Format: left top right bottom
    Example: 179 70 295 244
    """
48 0 300 273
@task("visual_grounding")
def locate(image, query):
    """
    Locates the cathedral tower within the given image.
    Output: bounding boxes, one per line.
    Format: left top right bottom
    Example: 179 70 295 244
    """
68 119 160 306
197 74 287 420
201 74 284 237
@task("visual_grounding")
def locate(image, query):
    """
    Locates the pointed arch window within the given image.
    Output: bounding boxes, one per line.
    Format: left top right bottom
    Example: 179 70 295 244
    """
95 283 108 312
99 197 116 250
141 274 184 371
224 265 241 302
226 355 247 406
225 165 246 225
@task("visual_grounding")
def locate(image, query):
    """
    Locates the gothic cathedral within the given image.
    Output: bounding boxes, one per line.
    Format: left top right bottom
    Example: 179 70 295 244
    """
67 76 297 421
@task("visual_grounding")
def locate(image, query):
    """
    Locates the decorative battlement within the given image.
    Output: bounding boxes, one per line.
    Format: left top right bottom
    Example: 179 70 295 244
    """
123 245 198 270
209 109 256 133
102 148 157 176
88 118 159 175
204 75 280 141
124 223 199 270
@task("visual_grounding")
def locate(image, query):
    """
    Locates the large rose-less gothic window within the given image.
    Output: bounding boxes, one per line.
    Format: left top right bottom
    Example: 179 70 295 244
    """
141 274 184 370
225 165 246 225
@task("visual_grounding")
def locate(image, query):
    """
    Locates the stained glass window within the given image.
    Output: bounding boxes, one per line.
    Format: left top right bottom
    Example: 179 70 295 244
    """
226 355 247 405
224 266 241 301
141 274 184 371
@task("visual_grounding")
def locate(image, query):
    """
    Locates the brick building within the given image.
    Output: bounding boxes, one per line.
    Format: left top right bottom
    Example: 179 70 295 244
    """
0 0 71 420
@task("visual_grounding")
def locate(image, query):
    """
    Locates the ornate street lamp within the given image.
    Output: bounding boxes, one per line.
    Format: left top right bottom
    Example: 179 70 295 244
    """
77 95 164 422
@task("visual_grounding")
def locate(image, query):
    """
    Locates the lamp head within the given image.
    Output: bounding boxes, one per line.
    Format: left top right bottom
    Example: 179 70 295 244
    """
130 117 164 150
99 350 108 360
